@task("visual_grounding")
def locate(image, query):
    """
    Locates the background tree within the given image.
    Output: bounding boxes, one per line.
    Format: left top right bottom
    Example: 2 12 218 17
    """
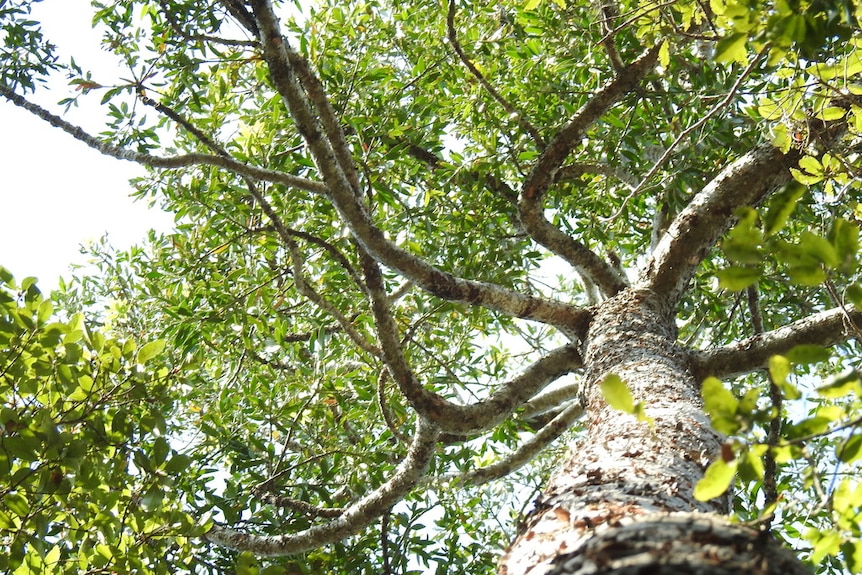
2 0 862 573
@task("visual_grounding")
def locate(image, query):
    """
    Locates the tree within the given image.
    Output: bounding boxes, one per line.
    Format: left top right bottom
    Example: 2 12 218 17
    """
2 0 862 573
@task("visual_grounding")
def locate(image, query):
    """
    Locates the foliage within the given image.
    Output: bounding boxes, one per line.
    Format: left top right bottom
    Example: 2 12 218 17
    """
1 0 862 573
0 267 201 574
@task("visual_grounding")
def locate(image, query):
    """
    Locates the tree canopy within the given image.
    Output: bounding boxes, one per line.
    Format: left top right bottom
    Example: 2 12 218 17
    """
2 0 862 573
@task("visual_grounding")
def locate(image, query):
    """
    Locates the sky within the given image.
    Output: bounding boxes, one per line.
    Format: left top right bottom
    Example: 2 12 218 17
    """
0 0 175 291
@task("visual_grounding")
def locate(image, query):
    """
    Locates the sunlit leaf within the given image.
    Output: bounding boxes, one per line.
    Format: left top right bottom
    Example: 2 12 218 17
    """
694 458 738 501
600 374 635 414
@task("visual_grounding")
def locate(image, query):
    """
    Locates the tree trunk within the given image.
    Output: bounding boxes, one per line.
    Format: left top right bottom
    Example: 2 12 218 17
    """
499 288 810 575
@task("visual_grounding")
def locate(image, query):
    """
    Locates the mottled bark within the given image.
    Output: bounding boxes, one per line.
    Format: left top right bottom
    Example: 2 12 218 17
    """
544 513 810 575
498 288 808 575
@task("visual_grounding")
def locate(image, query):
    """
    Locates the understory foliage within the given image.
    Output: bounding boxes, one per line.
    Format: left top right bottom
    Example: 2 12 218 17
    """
1 0 862 573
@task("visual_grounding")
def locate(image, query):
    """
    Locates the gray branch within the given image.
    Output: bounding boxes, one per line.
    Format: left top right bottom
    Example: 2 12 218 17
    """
0 85 327 195
362 249 583 435
249 0 591 336
204 416 439 556
691 306 862 381
517 46 660 297
444 399 584 487
642 143 800 307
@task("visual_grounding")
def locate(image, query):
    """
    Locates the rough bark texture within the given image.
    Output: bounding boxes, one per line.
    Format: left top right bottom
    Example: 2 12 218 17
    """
545 513 810 575
499 288 806 575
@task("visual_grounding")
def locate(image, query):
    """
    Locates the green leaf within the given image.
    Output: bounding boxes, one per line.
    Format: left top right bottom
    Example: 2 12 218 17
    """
790 167 823 186
715 33 748 65
810 529 843 565
659 40 670 69
4 492 29 518
236 551 259 575
842 540 862 574
600 374 635 414
737 446 765 482
136 339 165 365
838 435 862 463
817 106 847 121
817 371 862 398
786 265 827 286
764 182 806 236
829 218 859 272
702 377 740 434
786 344 829 364
798 155 823 176
799 231 839 268
769 355 801 400
715 267 760 291
694 458 738 501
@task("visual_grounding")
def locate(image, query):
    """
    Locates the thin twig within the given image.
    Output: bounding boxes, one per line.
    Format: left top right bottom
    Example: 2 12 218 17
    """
446 0 545 149
602 43 771 223
158 0 259 47
0 85 327 195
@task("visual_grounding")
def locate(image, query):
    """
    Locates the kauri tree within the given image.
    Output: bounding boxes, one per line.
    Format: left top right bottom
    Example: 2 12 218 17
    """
3 0 862 573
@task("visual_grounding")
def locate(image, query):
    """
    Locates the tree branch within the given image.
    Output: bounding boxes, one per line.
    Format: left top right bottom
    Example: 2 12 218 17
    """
602 44 770 223
0 85 327 195
642 142 799 307
442 399 584 488
361 251 583 435
249 0 591 336
691 306 862 381
517 46 660 297
159 0 259 47
204 416 439 556
446 0 545 149
519 381 581 421
556 162 638 189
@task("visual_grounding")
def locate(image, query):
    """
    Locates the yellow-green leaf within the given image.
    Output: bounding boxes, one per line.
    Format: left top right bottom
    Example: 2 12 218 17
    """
817 106 847 121
136 339 166 365
694 458 737 501
715 266 760 291
659 40 670 69
715 33 748 65
600 374 635 414
817 371 862 398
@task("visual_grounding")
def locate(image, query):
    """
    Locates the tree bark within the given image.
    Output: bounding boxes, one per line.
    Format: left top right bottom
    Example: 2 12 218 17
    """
498 288 810 575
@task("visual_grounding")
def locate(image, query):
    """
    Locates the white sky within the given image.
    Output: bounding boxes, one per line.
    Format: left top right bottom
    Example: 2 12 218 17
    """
0 0 174 290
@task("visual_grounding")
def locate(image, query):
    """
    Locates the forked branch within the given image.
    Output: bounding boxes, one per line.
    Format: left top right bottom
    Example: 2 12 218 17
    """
443 399 584 487
249 0 591 335
361 250 583 435
643 142 799 307
517 46 660 297
204 417 439 556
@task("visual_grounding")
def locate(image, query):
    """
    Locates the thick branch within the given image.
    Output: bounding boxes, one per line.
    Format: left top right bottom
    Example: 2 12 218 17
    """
603 45 770 223
362 251 583 434
204 416 439 556
250 0 591 335
643 142 799 306
520 45 659 200
445 399 584 487
517 46 660 297
691 306 862 381
0 86 327 195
